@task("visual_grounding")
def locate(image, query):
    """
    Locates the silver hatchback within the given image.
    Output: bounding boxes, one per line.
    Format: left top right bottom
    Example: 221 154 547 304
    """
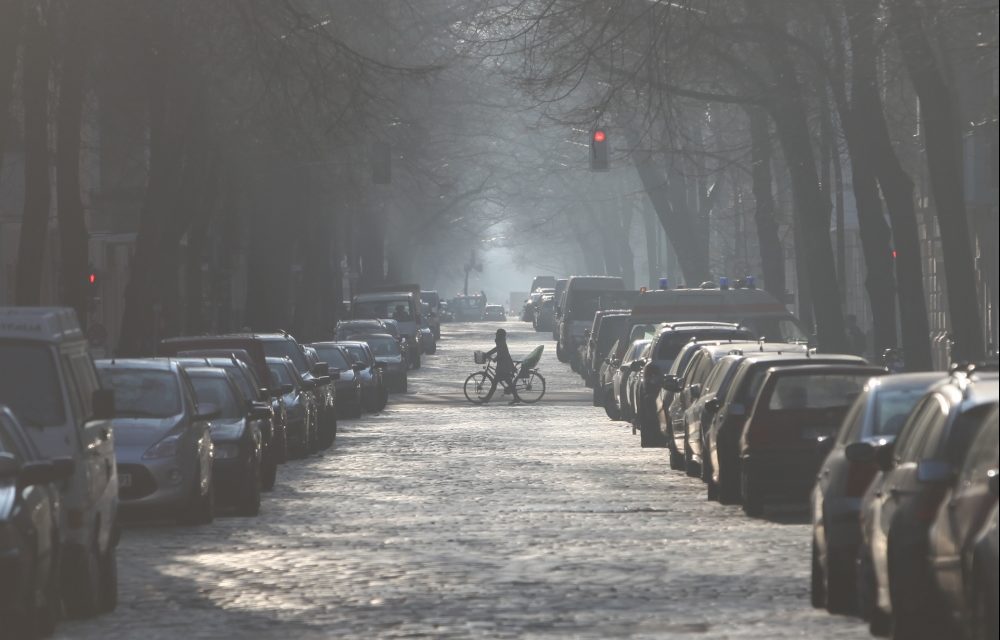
96 359 216 525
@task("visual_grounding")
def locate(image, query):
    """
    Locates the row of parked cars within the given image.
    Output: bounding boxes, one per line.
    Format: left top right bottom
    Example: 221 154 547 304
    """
549 277 998 640
0 305 431 638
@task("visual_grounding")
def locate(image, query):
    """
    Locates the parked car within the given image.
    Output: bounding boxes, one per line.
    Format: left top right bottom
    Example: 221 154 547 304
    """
704 353 868 505
265 357 318 458
183 367 265 516
172 354 282 490
354 333 408 393
967 501 998 640
483 304 506 321
420 290 443 339
857 370 998 638
96 359 215 526
334 341 389 411
810 372 943 614
555 276 630 366
588 312 631 404
0 307 119 619
0 406 73 637
927 404 998 636
309 342 365 418
611 339 650 423
263 335 335 448
529 275 557 293
551 278 568 340
739 364 885 517
352 288 423 367
533 293 556 333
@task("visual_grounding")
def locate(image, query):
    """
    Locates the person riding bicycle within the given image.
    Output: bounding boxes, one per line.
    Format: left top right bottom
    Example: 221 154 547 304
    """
484 328 516 395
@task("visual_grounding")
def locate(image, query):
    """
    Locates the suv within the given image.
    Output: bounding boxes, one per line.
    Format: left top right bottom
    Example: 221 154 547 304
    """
0 307 119 618
556 276 631 366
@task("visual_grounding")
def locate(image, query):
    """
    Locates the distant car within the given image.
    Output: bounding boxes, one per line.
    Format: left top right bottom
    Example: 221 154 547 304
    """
96 359 216 526
483 304 506 321
335 341 388 411
266 357 318 458
354 333 408 393
533 294 556 333
420 291 443 339
184 367 265 517
810 372 942 614
739 364 885 517
309 342 364 419
0 406 73 637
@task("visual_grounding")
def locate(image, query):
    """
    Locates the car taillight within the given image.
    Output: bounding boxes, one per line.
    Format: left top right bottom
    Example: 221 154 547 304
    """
846 462 877 498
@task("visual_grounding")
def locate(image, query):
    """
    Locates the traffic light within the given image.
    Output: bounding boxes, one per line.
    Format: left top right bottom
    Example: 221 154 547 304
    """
372 141 391 184
590 128 609 171
87 268 99 295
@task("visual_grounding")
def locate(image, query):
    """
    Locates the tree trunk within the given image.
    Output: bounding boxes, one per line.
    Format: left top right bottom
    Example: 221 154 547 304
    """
845 0 932 370
0 0 23 177
747 108 786 300
641 202 660 288
15 5 51 306
55 1 90 324
183 220 208 335
889 0 985 362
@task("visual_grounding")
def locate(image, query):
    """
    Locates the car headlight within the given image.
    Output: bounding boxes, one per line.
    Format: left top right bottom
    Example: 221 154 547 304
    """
213 442 241 460
142 434 180 460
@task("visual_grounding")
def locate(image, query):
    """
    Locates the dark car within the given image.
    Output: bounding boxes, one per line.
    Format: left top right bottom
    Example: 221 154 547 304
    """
173 355 282 490
967 501 998 640
857 372 997 638
927 404 998 636
335 341 389 412
262 335 336 449
309 342 364 419
739 364 885 517
420 291 442 339
612 339 650 423
810 372 942 614
355 333 408 393
582 310 631 393
704 353 869 505
0 407 72 637
266 357 318 458
337 319 412 369
483 304 506 321
184 367 265 516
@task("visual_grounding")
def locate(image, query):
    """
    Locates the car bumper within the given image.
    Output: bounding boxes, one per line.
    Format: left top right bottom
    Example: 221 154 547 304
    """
116 460 193 512
741 450 823 501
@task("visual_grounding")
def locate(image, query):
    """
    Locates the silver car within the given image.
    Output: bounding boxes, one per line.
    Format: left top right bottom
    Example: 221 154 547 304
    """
95 359 215 525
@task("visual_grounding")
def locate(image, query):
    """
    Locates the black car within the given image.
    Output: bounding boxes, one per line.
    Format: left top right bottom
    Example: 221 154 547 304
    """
335 341 389 411
0 406 73 637
184 367 266 516
309 342 364 419
267 357 317 457
258 333 336 449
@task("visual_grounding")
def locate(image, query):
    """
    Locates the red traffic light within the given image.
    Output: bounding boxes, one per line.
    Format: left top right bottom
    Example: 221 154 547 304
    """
89 273 97 285
593 129 606 143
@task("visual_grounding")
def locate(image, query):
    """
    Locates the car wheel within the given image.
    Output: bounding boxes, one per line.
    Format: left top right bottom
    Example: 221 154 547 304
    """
639 418 665 448
35 533 60 636
669 448 686 471
97 542 118 614
741 466 764 517
592 383 603 407
318 413 336 449
62 540 102 619
811 538 826 609
180 473 214 526
684 441 700 477
556 342 568 363
238 456 262 517
825 547 855 615
412 354 421 369
603 393 621 421
261 449 278 491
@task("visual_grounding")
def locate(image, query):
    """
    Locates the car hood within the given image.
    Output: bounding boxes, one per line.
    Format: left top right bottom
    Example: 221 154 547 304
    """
111 416 183 447
209 419 246 442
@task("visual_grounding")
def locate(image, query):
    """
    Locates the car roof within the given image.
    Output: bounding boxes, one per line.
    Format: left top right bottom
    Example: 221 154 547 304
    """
866 372 946 392
740 352 867 366
0 306 84 342
763 363 886 377
95 358 180 372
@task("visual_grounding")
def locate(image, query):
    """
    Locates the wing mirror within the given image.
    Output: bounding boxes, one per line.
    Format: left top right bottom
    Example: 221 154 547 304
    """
705 397 721 413
280 384 294 395
248 402 272 420
91 389 116 421
17 460 63 492
661 375 682 393
311 362 329 377
195 402 220 421
916 459 954 484
629 361 643 373
875 440 896 472
689 383 702 399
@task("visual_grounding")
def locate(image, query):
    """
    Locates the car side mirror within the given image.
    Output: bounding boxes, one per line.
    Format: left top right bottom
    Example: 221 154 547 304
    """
661 375 682 393
689 383 702 399
815 436 835 456
727 403 746 416
280 384 294 395
875 440 896 472
311 362 329 377
916 459 954 484
989 471 999 497
248 402 272 420
629 361 643 373
705 397 721 413
17 460 59 491
845 441 876 464
196 402 220 421
352 363 364 372
92 389 115 421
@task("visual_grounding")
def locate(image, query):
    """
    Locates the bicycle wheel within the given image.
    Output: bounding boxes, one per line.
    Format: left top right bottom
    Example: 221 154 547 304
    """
512 371 546 404
464 372 495 404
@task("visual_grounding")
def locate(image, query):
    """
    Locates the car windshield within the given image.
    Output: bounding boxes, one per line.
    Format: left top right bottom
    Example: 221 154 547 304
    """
354 300 412 321
313 347 350 369
262 340 308 373
98 368 181 418
0 342 66 428
367 337 401 357
767 373 867 411
189 375 242 420
873 388 928 436
342 345 370 364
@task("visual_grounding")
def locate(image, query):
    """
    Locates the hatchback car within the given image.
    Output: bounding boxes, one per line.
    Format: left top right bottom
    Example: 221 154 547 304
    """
810 372 942 614
96 359 216 525
309 342 364 418
739 364 885 517
355 333 408 393
336 341 389 411
266 357 317 458
184 367 265 517
612 339 651 423
0 407 73 637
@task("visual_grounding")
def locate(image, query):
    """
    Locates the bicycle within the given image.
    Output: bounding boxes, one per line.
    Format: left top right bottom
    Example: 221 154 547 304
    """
464 346 546 404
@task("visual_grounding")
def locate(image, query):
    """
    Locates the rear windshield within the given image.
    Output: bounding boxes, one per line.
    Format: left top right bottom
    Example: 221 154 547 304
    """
268 364 294 388
597 318 627 353
654 331 743 361
262 340 308 373
313 347 350 369
873 388 928 436
342 345 371 365
366 336 401 357
767 374 867 411
568 290 633 318
0 342 66 427
189 375 241 420
98 369 181 419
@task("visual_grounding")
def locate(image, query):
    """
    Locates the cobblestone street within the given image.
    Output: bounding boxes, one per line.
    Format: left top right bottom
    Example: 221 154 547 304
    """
57 322 871 640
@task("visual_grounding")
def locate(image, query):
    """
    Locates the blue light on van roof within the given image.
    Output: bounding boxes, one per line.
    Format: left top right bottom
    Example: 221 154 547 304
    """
658 277 668 290
719 276 729 290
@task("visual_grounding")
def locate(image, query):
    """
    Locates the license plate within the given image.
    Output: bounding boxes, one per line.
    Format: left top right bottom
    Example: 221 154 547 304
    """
801 427 831 441
118 473 132 488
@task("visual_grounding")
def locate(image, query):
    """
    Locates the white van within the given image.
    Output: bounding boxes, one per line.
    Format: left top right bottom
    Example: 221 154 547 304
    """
555 276 632 365
0 307 119 617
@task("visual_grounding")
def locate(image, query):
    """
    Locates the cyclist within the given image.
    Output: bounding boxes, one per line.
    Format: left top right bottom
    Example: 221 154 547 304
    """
484 328 516 398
